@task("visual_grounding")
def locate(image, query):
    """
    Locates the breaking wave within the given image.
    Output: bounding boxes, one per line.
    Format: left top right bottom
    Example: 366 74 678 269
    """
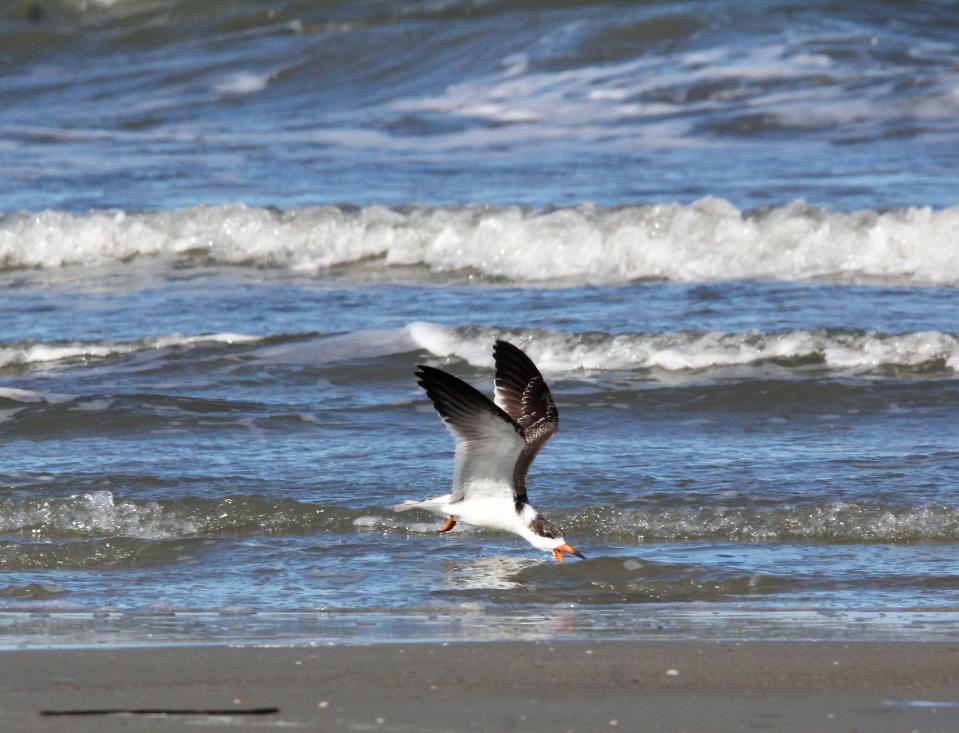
555 504 959 544
1 491 956 549
0 491 358 542
409 323 959 374
3 324 958 378
3 200 959 285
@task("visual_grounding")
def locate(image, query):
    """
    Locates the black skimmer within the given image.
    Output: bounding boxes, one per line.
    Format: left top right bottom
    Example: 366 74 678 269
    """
396 340 585 562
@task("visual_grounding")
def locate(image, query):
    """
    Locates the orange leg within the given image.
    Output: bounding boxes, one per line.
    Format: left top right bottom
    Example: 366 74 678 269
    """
552 549 563 562
438 516 457 533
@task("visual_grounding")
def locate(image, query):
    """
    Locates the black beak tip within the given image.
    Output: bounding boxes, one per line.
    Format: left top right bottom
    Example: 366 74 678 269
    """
574 550 586 559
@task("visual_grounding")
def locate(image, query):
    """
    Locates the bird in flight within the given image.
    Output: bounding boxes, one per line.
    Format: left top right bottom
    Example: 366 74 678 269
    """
396 340 584 562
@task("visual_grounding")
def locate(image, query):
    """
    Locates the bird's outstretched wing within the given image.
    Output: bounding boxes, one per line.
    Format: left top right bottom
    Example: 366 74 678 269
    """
416 365 525 504
492 340 558 504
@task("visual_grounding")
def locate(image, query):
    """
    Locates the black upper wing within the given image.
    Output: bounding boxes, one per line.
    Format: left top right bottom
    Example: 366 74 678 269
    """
492 340 559 505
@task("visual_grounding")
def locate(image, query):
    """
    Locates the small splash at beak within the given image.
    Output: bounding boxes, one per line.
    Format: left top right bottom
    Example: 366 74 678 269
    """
553 544 586 562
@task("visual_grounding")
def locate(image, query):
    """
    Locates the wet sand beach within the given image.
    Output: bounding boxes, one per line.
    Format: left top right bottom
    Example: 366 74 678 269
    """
3 641 958 732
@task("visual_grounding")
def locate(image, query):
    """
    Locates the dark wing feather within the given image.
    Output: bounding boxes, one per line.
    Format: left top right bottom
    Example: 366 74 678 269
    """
416 365 525 504
492 340 559 505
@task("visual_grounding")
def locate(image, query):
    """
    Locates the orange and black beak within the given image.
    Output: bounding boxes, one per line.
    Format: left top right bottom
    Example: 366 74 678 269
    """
552 544 586 562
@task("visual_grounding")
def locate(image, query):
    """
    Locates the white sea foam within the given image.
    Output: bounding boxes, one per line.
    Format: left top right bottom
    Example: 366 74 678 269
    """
214 71 272 96
3 200 958 285
407 322 959 373
0 490 195 539
0 333 260 370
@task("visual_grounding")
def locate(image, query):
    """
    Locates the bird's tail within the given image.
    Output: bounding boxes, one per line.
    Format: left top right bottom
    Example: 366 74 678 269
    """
392 494 451 516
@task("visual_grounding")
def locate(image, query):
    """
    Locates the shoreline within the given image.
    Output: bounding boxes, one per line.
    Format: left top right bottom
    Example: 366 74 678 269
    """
3 605 959 650
2 641 958 732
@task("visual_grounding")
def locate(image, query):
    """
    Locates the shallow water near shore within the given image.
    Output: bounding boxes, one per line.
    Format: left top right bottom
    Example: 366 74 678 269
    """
2 0 958 647
1 274 958 646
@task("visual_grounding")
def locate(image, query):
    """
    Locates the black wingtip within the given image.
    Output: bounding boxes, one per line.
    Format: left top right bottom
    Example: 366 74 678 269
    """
493 339 538 367
413 361 521 438
493 339 522 357
415 364 442 383
415 362 455 379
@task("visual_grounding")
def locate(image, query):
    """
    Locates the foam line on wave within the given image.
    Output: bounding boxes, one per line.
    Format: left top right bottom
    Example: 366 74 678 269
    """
3 491 957 545
408 322 959 373
0 332 260 370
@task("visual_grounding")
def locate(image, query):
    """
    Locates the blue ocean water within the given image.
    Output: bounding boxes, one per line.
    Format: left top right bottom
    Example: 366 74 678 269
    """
0 0 957 646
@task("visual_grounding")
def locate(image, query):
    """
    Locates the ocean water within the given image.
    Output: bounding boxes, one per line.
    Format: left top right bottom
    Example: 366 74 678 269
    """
1 0 958 647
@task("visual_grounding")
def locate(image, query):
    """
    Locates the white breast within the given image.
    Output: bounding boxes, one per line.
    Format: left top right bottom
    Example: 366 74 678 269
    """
445 494 523 534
